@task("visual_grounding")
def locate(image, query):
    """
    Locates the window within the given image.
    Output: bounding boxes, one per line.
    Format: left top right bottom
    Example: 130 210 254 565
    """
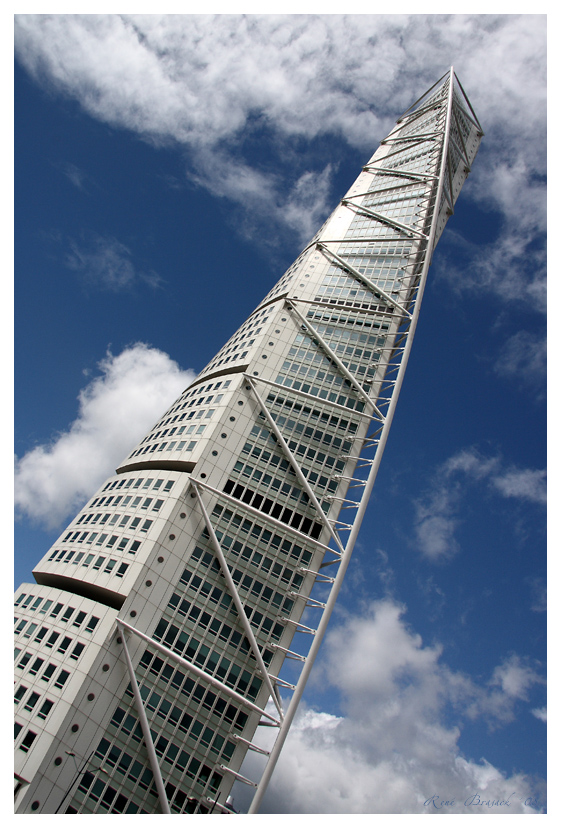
61 607 75 623
45 632 60 648
54 670 70 689
70 643 85 660
101 784 118 809
57 636 72 654
24 692 40 712
112 793 128 813
17 652 32 670
29 658 44 675
73 611 87 628
37 699 54 720
19 730 37 752
85 616 99 633
41 664 56 682
14 685 27 703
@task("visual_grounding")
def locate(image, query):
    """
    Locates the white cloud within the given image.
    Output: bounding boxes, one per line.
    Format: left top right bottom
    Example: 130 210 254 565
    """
14 14 546 254
13 15 545 155
413 488 460 562
490 654 541 700
15 344 195 529
65 233 162 291
461 654 545 727
494 330 547 390
491 467 547 504
435 228 546 316
414 449 546 561
442 449 500 480
283 166 335 244
234 600 544 813
531 707 546 723
61 161 88 190
189 149 334 246
527 576 546 613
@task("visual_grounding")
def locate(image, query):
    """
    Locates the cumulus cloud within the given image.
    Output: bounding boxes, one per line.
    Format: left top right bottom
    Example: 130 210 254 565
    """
13 15 545 155
15 344 195 529
65 233 162 291
14 14 546 258
414 448 546 561
490 654 542 701
234 600 544 813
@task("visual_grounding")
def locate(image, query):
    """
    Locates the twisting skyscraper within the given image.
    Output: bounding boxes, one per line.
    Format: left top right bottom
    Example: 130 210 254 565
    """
15 69 482 814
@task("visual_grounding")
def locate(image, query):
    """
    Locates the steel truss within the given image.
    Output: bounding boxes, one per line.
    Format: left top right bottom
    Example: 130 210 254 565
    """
245 66 469 815
108 68 481 816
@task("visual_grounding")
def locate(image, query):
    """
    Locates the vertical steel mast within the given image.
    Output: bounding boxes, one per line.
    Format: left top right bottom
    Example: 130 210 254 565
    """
15 70 482 815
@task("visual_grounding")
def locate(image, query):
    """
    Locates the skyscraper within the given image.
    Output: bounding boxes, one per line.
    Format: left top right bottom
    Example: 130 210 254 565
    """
14 68 482 814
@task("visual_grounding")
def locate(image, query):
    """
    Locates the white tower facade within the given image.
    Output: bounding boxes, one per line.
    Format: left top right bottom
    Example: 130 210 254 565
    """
15 70 482 814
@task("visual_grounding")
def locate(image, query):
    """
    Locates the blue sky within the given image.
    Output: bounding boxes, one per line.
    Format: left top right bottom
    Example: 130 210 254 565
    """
14 14 546 815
